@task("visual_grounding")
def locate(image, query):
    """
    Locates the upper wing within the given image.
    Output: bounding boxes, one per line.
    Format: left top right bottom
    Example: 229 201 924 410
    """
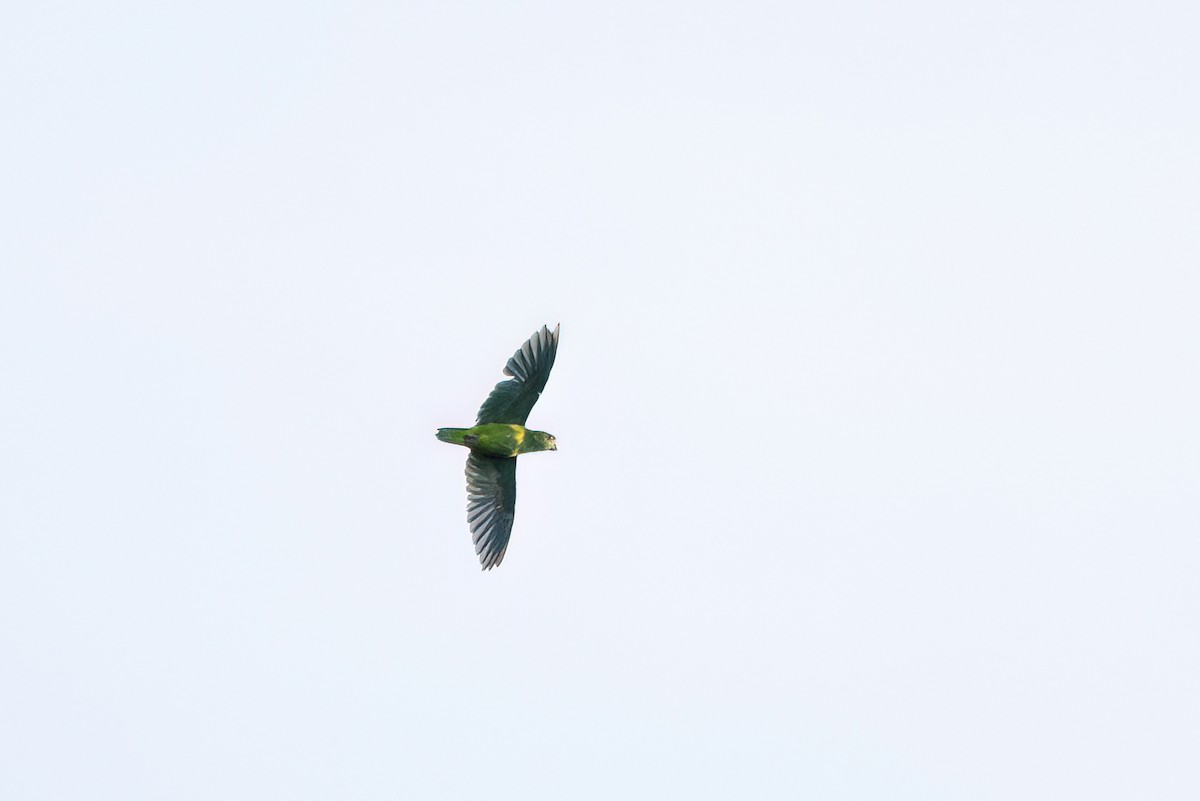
465 452 517 570
476 324 559 425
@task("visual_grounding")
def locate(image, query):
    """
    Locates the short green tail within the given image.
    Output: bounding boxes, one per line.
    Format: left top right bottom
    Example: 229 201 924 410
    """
436 427 468 445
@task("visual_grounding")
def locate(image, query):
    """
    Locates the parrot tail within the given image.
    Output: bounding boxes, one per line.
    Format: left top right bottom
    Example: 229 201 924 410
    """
436 427 469 445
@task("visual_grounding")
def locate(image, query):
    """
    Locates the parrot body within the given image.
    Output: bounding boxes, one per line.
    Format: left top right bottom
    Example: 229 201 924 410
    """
436 424 556 459
436 324 559 570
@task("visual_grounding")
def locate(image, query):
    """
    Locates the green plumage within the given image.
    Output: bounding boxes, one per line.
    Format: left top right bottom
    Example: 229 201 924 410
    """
436 424 557 458
436 325 560 570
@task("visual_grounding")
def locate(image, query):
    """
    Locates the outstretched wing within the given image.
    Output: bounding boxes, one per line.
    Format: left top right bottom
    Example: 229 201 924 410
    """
465 453 517 570
476 324 559 425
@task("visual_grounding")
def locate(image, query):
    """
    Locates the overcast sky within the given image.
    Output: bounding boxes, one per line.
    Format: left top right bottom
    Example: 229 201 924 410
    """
3 2 1198 799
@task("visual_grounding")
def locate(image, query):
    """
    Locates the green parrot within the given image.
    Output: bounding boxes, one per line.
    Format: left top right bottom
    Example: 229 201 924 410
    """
436 324 559 569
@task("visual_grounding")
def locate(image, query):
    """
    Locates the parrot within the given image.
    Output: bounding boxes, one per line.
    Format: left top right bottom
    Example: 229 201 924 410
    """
436 324 559 569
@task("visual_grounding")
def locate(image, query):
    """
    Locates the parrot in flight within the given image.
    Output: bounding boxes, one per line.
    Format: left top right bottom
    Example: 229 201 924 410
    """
436 324 559 569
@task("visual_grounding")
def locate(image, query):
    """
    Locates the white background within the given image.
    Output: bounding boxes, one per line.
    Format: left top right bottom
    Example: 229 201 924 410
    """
3 2 1198 798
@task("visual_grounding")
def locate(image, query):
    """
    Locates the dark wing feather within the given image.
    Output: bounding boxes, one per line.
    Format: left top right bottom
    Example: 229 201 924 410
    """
476 324 559 425
465 453 517 570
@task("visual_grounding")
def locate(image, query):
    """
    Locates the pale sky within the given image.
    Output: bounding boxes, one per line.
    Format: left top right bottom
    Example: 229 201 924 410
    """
3 2 1198 799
